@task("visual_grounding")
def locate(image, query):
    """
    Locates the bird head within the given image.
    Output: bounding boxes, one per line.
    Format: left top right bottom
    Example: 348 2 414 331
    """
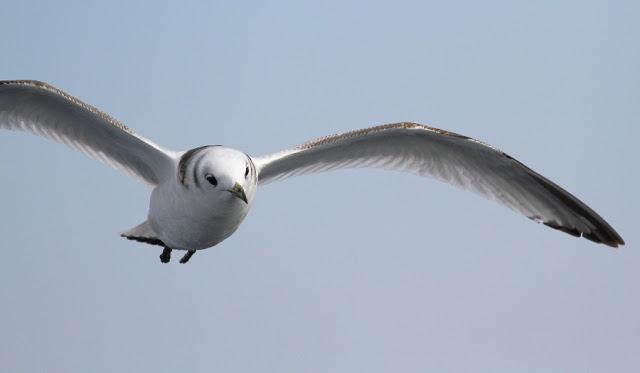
178 145 257 205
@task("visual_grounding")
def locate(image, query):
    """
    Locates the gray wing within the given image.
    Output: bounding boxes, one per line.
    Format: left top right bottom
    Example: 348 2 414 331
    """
0 80 175 185
253 122 624 247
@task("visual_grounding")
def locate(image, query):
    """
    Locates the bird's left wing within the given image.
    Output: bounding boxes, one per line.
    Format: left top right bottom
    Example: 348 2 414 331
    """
0 80 175 185
253 122 624 247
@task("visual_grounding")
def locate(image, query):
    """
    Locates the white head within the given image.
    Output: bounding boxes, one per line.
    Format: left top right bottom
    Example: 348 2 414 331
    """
177 146 257 205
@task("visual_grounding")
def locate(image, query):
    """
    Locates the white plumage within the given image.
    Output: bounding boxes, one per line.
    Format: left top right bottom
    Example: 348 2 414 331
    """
0 80 624 263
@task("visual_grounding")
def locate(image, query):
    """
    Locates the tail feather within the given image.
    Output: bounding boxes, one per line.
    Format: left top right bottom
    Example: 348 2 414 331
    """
120 220 166 247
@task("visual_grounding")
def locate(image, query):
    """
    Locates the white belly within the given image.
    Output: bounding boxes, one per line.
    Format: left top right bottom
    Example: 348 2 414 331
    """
147 184 251 251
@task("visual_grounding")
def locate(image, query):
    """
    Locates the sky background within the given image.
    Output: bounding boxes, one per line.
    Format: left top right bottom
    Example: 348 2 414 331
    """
0 1 638 372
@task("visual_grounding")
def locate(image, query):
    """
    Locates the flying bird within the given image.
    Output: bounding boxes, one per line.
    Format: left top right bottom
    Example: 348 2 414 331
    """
0 80 624 263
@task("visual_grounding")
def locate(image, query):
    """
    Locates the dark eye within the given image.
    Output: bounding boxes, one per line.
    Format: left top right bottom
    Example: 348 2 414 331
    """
244 166 249 178
204 174 218 186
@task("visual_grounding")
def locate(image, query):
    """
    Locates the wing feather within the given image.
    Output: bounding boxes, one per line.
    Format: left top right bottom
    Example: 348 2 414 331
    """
253 122 624 247
0 80 175 185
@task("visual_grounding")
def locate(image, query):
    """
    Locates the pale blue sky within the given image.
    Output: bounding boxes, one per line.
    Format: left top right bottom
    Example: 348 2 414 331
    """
1 1 638 372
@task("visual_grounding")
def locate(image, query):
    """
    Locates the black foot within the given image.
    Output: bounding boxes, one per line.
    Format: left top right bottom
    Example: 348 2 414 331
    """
180 250 196 264
159 247 172 263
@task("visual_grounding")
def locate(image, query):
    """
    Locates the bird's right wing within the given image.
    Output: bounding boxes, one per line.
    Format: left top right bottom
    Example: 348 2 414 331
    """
253 122 624 247
0 80 176 185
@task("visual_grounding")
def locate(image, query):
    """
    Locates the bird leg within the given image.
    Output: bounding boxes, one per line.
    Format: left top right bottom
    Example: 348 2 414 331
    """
159 247 172 263
179 250 196 264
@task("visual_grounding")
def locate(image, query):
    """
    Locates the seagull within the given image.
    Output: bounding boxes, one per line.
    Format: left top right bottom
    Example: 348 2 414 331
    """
0 80 624 263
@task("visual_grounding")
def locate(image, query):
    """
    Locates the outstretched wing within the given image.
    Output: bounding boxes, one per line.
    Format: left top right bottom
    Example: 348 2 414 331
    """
253 122 624 247
0 80 175 185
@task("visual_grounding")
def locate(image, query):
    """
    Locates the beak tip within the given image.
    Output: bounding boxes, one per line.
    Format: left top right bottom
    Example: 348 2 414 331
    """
228 182 249 204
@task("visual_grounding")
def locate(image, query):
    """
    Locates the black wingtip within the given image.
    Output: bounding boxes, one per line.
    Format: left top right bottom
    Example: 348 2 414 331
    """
543 221 625 248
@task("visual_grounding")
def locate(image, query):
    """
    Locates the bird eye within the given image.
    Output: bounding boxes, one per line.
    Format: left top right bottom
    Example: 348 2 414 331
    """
205 174 218 186
245 166 249 178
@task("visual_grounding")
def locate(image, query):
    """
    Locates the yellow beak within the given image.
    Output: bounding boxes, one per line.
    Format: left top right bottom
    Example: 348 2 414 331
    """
227 182 248 204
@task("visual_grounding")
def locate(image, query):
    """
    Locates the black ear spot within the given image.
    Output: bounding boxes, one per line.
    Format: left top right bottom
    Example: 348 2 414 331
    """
245 166 250 178
205 174 218 186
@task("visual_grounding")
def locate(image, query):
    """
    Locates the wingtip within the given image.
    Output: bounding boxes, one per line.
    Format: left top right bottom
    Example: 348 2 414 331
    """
582 227 625 249
542 220 625 249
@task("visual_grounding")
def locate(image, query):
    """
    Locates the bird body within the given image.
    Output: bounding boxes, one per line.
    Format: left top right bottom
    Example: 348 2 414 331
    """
145 146 257 252
0 80 624 263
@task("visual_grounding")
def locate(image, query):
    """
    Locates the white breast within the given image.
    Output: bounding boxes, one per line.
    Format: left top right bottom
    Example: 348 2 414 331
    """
148 181 252 251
